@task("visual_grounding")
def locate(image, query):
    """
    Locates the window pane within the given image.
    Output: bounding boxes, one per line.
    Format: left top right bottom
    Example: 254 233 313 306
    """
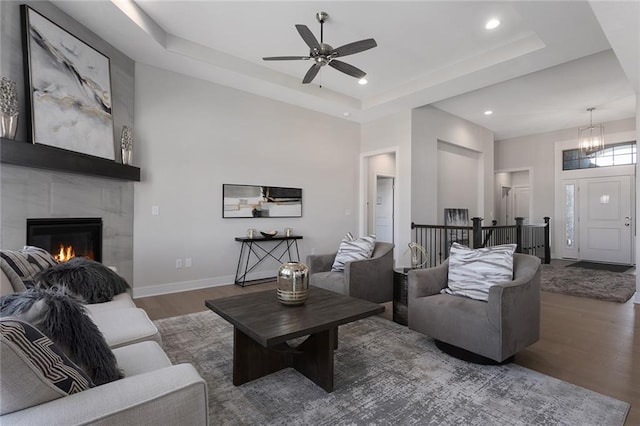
565 184 575 248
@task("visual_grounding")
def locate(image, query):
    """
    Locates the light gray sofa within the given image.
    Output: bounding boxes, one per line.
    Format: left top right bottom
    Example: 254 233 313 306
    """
407 253 541 363
0 267 209 425
306 242 395 303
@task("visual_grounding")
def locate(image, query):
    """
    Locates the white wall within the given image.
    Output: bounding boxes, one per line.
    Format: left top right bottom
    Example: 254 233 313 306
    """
360 110 412 266
411 106 495 225
133 64 360 297
437 141 480 221
495 117 636 258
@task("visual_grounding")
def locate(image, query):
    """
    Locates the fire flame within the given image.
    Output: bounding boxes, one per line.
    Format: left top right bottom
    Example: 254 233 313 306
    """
55 244 75 262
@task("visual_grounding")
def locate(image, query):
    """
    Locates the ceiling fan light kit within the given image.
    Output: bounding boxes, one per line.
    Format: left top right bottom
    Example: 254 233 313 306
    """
263 11 377 84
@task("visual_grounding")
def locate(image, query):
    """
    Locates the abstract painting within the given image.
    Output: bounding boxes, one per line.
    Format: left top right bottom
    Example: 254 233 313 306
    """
444 208 470 254
223 184 302 218
21 6 115 159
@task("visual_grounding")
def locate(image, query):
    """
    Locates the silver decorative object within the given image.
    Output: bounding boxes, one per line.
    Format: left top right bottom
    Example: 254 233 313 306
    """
277 262 309 306
284 227 293 237
120 125 133 165
0 77 19 140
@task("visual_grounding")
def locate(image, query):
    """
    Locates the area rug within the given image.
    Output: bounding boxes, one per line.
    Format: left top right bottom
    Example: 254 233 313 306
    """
566 261 631 273
541 263 636 303
155 311 629 425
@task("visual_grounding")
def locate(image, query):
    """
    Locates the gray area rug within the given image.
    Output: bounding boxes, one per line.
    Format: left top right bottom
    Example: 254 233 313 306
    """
155 311 629 425
541 263 636 303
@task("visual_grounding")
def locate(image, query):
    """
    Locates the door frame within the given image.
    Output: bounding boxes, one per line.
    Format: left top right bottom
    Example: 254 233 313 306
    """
359 147 400 254
554 131 637 263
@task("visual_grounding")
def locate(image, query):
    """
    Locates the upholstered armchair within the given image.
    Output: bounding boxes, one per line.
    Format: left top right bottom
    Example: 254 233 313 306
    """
306 242 394 303
407 253 541 363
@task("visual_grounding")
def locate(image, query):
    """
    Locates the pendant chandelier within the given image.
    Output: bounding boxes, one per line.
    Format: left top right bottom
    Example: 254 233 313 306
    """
578 107 604 155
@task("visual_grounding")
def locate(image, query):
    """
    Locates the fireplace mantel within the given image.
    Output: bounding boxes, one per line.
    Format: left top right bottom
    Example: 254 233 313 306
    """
1 137 140 182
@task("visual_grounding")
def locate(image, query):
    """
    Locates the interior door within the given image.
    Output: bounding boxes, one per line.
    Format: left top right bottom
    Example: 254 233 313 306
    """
375 176 394 243
578 175 632 264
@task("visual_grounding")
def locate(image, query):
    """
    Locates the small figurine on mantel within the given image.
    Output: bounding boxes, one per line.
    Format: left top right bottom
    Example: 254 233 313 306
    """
0 77 19 140
120 125 133 165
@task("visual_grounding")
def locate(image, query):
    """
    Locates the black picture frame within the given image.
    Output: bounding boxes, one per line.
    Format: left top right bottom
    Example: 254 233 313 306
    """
223 184 303 218
21 5 115 160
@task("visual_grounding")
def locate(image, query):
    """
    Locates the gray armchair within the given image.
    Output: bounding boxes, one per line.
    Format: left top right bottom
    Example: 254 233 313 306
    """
306 242 394 303
407 253 541 363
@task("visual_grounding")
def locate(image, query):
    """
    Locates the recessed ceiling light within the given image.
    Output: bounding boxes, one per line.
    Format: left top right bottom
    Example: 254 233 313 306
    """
358 78 368 85
343 112 351 117
485 18 500 30
484 110 493 115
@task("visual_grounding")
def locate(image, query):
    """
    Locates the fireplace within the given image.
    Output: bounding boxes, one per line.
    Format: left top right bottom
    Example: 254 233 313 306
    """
26 218 102 262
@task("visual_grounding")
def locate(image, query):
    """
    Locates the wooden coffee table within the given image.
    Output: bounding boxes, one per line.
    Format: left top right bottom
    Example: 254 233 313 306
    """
205 287 384 392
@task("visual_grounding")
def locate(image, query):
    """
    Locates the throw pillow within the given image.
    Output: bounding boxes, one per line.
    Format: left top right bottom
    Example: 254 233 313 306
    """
34 257 130 304
442 243 517 301
0 246 58 292
0 287 123 385
331 233 376 272
0 318 94 415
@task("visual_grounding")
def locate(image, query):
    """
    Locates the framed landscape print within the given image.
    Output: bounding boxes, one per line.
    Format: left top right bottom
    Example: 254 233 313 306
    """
223 184 303 218
21 5 115 159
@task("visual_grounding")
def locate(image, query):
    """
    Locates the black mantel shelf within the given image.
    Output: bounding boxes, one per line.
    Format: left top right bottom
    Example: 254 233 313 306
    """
0 137 140 182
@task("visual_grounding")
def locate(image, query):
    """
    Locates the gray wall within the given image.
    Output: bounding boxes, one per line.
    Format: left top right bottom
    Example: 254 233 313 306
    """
132 64 360 297
0 1 136 283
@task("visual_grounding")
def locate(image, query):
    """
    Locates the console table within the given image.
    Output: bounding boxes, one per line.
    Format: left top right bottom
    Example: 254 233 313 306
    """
234 235 303 286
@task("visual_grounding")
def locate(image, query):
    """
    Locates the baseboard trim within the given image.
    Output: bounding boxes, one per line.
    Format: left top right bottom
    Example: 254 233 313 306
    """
132 270 278 299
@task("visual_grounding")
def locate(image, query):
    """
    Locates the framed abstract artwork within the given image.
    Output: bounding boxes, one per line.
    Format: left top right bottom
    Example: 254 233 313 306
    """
21 5 115 160
444 208 470 254
223 184 303 218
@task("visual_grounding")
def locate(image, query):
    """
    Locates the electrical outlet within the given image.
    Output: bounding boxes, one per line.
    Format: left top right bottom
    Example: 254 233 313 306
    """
152 206 160 216
185 258 192 268
311 248 316 255
175 258 183 268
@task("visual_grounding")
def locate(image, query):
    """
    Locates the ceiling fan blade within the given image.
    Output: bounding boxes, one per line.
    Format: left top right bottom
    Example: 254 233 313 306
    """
263 56 310 61
302 63 322 84
328 60 366 79
295 24 320 50
333 38 377 57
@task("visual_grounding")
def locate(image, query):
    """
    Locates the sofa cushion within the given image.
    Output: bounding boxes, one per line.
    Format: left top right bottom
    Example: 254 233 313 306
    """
89 308 162 349
331 233 376 272
112 341 172 377
0 288 123 385
34 257 130 303
0 318 93 415
0 246 58 292
309 271 348 295
442 243 517 301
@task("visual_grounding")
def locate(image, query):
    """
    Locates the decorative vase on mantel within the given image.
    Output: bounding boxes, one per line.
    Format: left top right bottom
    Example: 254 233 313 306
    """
120 125 133 165
0 77 19 140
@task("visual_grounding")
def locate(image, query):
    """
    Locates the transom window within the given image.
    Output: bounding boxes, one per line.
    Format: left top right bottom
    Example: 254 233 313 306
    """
562 141 636 171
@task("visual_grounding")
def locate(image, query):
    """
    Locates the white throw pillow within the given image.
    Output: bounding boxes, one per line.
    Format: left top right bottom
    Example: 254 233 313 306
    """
331 233 376 272
442 243 517 301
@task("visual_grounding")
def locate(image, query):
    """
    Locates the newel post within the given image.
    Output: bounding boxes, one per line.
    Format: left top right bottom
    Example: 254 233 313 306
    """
543 216 551 264
515 217 524 253
471 217 483 249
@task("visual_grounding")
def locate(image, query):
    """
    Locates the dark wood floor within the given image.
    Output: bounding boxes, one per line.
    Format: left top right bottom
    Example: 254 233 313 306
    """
135 281 639 425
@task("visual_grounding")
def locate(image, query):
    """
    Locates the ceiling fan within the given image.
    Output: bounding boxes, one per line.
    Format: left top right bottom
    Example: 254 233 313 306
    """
263 12 377 84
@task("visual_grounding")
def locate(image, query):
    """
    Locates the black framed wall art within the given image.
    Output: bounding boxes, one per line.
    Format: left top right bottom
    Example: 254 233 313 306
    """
21 5 115 160
223 184 303 218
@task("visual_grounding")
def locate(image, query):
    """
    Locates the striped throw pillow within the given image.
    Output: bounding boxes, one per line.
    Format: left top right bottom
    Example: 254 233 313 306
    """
442 243 517 301
331 233 376 272
0 246 58 292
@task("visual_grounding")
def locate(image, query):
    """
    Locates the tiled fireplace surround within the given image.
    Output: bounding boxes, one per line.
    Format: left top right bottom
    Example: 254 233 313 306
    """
1 164 135 285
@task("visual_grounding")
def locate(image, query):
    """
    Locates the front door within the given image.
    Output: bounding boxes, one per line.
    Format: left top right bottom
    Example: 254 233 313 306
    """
578 175 633 264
